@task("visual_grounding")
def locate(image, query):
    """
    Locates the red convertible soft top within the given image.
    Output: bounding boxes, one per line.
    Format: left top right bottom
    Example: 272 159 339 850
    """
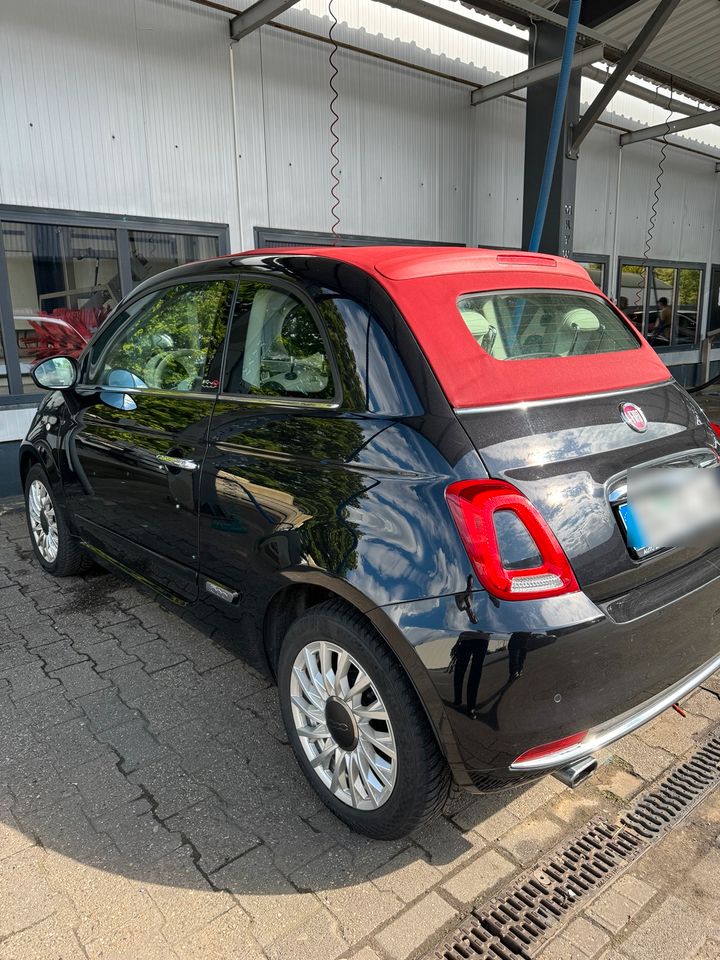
246 246 672 408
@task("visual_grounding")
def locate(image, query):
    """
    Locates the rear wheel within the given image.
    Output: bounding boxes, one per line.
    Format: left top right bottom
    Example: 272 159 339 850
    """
24 464 90 577
277 599 450 839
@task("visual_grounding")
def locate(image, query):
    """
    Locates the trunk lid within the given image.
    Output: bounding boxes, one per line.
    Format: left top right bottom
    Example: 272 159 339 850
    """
456 381 720 600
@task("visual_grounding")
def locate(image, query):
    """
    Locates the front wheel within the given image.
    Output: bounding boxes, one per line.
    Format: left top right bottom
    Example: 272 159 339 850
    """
277 599 450 839
24 464 90 577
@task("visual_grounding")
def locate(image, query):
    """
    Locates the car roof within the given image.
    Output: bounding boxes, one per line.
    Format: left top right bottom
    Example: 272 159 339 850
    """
237 245 592 284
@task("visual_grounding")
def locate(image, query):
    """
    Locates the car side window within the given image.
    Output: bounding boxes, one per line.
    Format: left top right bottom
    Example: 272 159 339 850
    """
223 281 335 400
91 280 236 393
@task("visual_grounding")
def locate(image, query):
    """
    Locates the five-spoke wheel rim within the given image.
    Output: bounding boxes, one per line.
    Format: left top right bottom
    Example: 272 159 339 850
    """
27 480 59 563
289 640 397 809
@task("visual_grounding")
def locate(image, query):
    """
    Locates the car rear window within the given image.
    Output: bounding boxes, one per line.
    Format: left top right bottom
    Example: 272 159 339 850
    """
457 291 639 361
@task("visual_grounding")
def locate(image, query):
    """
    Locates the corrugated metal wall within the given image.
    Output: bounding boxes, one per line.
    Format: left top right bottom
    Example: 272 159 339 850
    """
0 0 239 238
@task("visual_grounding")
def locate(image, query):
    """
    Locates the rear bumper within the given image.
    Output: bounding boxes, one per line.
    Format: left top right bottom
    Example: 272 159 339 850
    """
511 648 720 773
378 546 720 790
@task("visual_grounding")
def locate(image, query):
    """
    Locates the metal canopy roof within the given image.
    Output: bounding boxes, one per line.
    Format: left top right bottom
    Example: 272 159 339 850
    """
463 0 720 108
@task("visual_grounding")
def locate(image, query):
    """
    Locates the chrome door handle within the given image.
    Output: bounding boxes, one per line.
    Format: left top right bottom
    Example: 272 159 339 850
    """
157 454 199 471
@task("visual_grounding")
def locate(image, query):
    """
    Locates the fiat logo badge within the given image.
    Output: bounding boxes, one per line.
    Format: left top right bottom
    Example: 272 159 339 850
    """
620 402 648 433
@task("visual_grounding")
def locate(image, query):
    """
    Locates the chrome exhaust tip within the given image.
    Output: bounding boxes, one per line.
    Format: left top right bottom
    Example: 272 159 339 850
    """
553 756 598 789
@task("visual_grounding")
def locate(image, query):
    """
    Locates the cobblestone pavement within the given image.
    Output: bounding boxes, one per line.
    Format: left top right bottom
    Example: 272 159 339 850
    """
1 499 720 960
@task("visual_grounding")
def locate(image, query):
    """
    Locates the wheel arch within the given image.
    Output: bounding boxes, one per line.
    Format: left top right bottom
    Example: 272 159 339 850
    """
262 575 465 779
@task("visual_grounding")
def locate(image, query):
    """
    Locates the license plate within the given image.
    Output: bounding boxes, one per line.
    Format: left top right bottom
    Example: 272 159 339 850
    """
617 462 720 557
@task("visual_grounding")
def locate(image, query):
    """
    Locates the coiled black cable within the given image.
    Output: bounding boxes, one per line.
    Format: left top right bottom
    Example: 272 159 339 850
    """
328 0 341 244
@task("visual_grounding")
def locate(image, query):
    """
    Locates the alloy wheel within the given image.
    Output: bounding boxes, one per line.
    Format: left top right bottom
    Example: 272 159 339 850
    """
289 640 397 809
27 479 59 563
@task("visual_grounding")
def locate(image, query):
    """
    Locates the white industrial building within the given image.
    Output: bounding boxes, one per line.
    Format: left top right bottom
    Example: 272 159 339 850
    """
1 0 720 492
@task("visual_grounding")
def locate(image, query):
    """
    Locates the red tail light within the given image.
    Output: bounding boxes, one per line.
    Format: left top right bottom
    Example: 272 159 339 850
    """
445 479 579 601
711 423 720 441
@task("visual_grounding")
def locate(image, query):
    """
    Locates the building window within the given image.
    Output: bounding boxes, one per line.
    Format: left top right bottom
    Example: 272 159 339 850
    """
0 209 228 400
573 257 607 293
616 259 702 349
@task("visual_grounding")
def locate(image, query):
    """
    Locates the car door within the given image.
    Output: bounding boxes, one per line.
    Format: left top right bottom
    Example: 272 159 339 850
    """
197 275 375 614
62 276 237 600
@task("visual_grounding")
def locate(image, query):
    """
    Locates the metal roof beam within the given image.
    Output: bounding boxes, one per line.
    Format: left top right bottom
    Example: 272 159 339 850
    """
471 43 603 105
230 0 299 39
619 107 720 146
372 0 527 52
570 0 683 155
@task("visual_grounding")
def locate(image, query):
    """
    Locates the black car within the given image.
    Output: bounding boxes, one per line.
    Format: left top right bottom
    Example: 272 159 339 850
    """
20 246 720 839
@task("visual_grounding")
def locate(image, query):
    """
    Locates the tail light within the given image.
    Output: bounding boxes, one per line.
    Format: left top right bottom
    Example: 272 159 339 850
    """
445 479 579 601
711 423 720 441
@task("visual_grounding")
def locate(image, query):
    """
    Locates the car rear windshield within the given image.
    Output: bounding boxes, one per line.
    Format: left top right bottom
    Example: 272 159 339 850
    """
456 291 639 361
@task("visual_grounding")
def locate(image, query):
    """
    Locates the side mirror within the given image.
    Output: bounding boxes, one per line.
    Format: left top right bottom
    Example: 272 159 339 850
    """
31 356 78 391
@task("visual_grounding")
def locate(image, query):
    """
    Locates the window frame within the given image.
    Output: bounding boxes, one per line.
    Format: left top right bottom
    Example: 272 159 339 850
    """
616 256 705 351
217 274 342 409
0 205 230 405
79 275 238 401
572 254 609 294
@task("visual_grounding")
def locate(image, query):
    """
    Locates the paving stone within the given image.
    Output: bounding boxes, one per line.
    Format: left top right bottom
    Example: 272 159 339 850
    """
350 950 384 960
3 754 78 811
38 716 114 774
133 638 187 673
0 846 68 940
213 845 321 946
3 661 59 698
497 816 565 866
412 816 489 874
636 712 709 757
92 799 183 863
97 718 170 772
370 847 443 903
611 735 675 782
684 688 720 722
50 660 110 698
549 791 605 826
0 794 36 860
163 799 259 874
374 891 457 960
106 621 160 648
76 636 138 672
85 920 181 960
156 721 238 774
600 768 645 801
174 907 265 960
19 686 84 728
621 895 711 960
0 642 35 674
452 791 523 840
561 916 611 957
586 874 657 935
69 753 144 816
0 908 87 960
17 796 114 862
441 849 516 905
144 846 235 944
265 907 350 960
129 758 213 820
291 847 403 941
101 661 157 705
77 687 141 732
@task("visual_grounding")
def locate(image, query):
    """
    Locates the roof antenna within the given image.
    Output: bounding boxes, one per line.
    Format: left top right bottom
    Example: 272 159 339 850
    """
328 0 342 245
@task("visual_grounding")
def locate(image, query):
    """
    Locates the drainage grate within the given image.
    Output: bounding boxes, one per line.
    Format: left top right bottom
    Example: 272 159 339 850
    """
427 733 720 960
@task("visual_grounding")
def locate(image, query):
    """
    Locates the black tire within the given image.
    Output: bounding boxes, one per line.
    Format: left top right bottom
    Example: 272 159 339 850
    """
277 599 450 839
24 463 91 577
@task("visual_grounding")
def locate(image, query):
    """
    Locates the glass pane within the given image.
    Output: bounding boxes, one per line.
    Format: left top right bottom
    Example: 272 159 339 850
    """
456 292 639 360
618 265 647 335
647 267 675 346
129 231 220 284
94 280 235 393
0 324 8 394
676 268 701 345
224 282 334 399
577 261 605 292
3 222 120 391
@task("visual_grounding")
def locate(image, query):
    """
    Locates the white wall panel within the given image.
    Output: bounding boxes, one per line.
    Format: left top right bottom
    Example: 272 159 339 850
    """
574 125 619 255
0 0 237 238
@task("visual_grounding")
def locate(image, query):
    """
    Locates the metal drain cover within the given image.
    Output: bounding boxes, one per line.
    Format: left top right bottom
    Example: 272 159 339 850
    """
427 733 720 960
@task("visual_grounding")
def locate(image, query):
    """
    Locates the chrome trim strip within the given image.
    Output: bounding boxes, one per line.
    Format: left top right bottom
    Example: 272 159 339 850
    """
454 379 674 415
511 650 720 772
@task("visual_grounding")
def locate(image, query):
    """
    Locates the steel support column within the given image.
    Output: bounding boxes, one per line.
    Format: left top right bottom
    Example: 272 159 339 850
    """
521 21 580 256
